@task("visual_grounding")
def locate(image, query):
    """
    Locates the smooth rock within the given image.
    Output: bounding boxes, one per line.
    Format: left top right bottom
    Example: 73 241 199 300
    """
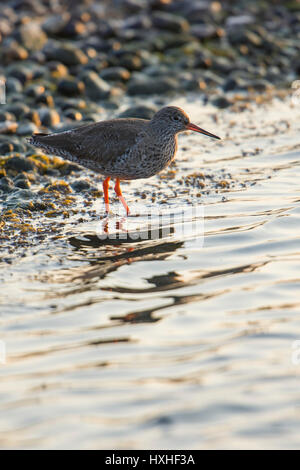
5 156 34 172
80 71 111 100
123 0 148 13
190 24 219 39
6 64 33 84
100 67 131 81
45 44 88 66
0 176 14 192
71 180 93 192
5 103 30 119
1 41 28 63
24 111 41 126
118 54 143 71
0 142 14 154
14 177 31 189
39 109 61 127
128 76 179 95
6 77 23 94
152 12 190 33
17 122 38 136
118 104 158 119
226 15 255 28
211 96 231 108
64 109 82 120
0 112 15 122
57 78 85 96
42 13 70 36
25 84 45 98
18 22 48 51
0 121 18 134
35 93 54 107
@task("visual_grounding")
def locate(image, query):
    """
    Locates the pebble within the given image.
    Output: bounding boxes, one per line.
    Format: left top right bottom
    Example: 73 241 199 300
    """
0 121 18 134
118 105 158 119
57 78 85 96
14 176 31 189
35 93 55 107
190 24 219 40
45 44 88 66
0 112 15 122
60 19 87 38
1 42 28 63
123 0 148 14
71 180 93 192
39 109 61 127
24 111 41 126
60 162 82 175
151 12 190 33
0 142 14 154
45 181 72 194
223 77 247 92
226 15 255 28
6 189 36 205
5 103 31 119
25 84 45 98
118 54 142 71
64 109 83 121
17 22 48 51
42 13 71 36
128 76 179 95
17 122 39 137
80 71 111 100
6 64 33 84
0 176 14 192
100 67 131 82
6 77 23 94
5 156 34 172
48 61 69 78
211 96 232 109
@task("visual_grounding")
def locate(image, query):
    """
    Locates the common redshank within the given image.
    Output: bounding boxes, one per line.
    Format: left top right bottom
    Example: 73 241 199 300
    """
29 106 220 215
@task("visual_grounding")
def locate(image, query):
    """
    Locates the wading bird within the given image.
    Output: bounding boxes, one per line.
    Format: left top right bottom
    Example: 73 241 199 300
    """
29 106 220 215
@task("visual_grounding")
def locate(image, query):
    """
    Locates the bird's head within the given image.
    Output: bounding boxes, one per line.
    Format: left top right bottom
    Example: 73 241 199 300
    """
150 106 221 140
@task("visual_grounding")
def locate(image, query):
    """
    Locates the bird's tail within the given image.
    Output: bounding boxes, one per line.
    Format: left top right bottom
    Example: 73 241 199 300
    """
27 133 49 146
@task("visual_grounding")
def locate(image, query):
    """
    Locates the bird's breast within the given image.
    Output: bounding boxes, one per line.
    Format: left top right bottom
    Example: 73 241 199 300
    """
133 135 177 178
103 134 177 180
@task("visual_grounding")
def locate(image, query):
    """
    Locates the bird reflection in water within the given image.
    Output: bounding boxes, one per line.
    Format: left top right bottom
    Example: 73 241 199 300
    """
96 213 177 245
65 223 181 290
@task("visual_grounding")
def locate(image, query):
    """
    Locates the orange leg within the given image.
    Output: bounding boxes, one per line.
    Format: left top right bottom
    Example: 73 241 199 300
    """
114 178 130 215
103 177 110 214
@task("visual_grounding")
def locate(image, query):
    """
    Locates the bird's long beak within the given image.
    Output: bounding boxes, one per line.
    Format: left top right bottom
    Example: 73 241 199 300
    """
187 123 221 140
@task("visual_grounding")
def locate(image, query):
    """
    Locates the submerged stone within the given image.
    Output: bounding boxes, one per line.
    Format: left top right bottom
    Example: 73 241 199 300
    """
0 176 14 192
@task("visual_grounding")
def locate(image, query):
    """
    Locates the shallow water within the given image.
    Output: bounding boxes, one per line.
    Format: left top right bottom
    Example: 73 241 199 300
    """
1 96 300 449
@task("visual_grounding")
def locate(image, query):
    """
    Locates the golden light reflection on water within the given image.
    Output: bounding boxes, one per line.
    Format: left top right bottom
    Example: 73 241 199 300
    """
0 98 300 449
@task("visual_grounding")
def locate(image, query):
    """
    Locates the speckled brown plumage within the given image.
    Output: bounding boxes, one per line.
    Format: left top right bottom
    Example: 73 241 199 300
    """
29 106 220 214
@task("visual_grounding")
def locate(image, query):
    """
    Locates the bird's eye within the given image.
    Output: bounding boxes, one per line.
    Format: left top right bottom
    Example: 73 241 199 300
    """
173 115 180 121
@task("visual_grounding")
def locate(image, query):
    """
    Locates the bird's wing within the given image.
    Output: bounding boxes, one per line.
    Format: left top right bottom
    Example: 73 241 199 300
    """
29 118 149 165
